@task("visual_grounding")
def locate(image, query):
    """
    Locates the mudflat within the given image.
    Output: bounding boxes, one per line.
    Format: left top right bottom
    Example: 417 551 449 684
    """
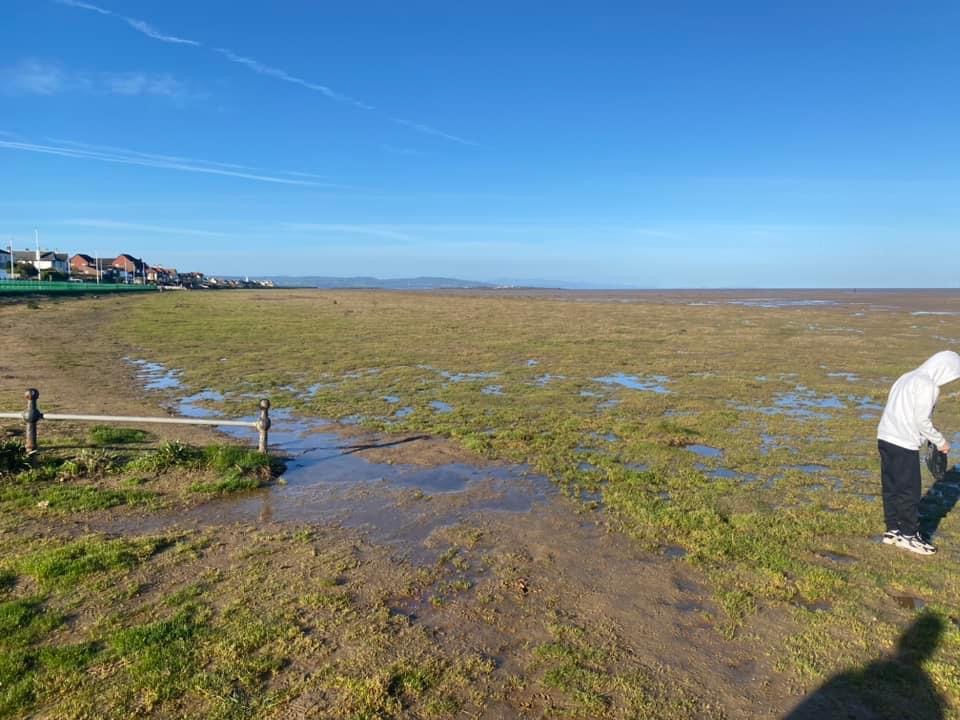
1 289 958 718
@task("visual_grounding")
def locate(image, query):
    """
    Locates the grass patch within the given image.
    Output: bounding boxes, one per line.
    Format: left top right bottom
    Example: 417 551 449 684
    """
190 475 262 494
126 442 278 494
124 441 202 473
0 440 28 475
202 445 272 475
535 624 610 716
189 446 276 493
89 426 150 445
0 596 97 717
55 449 120 480
37 485 157 512
110 604 208 706
17 536 168 589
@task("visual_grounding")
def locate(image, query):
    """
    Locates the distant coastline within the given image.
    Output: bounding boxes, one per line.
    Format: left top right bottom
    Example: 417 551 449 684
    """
226 275 960 293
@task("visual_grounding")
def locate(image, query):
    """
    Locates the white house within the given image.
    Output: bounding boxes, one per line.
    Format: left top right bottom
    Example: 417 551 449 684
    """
11 249 69 277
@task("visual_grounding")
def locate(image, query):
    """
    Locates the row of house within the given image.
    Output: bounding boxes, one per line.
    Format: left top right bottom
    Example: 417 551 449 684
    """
0 248 204 287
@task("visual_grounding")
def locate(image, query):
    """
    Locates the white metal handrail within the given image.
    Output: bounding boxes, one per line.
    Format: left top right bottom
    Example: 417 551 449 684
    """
0 413 256 428
1 389 271 453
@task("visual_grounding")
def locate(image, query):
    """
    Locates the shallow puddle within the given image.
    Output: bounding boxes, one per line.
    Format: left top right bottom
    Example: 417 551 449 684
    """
306 382 337 396
481 385 504 396
430 400 454 413
101 402 558 548
796 600 832 613
775 391 844 411
590 432 620 442
127 358 182 390
727 298 838 309
663 545 688 559
593 373 670 394
104 366 562 551
851 395 883 411
759 433 792 456
738 387 849 419
687 444 723 458
178 389 225 418
788 464 830 474
696 465 755 482
534 373 565 387
441 370 499 383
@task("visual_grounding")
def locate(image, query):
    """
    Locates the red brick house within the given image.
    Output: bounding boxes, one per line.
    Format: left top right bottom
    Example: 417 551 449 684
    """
146 266 178 285
70 254 118 282
112 254 147 283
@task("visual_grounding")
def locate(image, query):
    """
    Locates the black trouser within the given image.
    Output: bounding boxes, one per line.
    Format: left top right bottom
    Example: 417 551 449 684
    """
878 439 921 536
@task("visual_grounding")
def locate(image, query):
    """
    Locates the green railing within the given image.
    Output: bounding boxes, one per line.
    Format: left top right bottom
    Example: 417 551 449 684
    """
0 279 157 295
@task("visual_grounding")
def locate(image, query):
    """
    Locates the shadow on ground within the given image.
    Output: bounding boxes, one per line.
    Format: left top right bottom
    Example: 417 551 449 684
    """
783 613 946 719
920 468 960 539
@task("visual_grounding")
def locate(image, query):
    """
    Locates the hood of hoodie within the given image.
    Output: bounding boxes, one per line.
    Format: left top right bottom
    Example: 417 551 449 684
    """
917 350 960 387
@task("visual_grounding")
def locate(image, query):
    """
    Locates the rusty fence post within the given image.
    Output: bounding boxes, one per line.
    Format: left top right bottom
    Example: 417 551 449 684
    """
22 388 42 454
257 399 271 453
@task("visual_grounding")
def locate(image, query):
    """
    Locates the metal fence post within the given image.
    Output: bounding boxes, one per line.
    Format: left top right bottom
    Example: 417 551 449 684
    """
257 399 271 453
22 388 42 454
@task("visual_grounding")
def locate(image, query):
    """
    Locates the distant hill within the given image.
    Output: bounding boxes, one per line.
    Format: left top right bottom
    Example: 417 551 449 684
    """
242 276 498 289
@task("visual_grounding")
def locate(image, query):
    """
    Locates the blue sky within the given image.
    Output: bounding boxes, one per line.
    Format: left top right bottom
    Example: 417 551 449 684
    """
1 1 958 286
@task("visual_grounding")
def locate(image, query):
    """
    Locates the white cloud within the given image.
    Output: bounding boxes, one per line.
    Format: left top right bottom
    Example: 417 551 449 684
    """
60 219 225 237
1 59 189 100
1 59 63 95
102 72 184 98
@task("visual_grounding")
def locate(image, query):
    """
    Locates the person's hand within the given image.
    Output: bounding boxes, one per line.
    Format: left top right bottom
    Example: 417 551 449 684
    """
939 441 951 454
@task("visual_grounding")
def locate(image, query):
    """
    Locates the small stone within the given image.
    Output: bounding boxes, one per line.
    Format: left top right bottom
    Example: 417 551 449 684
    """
36 500 50 509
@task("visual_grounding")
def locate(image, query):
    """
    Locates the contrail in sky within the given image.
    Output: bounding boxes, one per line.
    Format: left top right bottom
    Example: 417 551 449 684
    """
0 136 341 187
53 0 477 146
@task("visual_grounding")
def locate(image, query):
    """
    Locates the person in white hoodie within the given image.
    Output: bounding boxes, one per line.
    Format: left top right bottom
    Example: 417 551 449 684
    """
877 350 960 554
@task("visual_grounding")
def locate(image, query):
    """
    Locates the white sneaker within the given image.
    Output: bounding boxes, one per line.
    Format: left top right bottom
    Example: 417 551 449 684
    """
895 532 937 555
882 529 902 545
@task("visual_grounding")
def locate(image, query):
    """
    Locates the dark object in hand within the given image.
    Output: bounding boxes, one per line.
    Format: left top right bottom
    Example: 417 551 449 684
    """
924 441 949 481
